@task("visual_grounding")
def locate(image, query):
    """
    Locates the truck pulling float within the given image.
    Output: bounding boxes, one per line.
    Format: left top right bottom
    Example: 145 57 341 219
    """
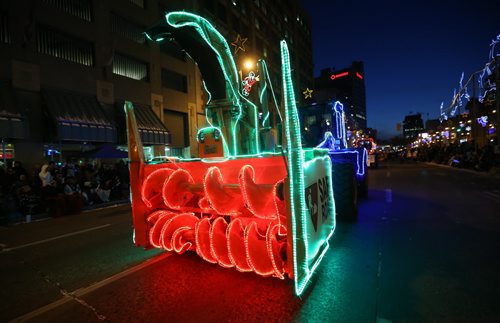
125 11 347 296
299 101 369 220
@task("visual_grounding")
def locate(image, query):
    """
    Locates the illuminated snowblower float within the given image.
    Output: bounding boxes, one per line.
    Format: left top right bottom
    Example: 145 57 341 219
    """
126 12 335 296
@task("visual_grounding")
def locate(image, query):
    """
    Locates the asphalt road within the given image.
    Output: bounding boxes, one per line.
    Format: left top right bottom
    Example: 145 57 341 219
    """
1 162 500 322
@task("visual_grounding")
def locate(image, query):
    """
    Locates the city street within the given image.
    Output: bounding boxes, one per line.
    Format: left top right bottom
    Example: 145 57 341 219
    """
2 162 500 322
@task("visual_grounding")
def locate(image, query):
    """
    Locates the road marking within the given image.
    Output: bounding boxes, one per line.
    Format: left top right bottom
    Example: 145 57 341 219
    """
12 253 171 322
385 189 392 203
1 224 111 253
483 191 500 202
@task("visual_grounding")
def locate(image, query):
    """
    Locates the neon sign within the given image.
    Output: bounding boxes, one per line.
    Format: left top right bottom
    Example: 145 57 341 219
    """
330 72 348 80
356 72 363 79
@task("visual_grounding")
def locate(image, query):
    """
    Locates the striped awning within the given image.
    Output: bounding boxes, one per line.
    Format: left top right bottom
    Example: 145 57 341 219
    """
42 89 117 143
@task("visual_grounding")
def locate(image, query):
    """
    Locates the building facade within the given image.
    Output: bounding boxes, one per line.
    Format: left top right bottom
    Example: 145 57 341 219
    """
403 113 424 140
314 61 367 130
0 0 313 166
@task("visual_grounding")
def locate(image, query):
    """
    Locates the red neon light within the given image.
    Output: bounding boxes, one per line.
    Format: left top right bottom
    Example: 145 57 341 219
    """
138 157 289 278
356 72 363 79
330 72 348 80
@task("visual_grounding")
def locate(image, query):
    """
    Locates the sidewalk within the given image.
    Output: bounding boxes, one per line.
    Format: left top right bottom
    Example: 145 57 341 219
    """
2 199 131 227
424 162 500 179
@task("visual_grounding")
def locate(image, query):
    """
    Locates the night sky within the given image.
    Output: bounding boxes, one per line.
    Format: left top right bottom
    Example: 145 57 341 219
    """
301 0 500 139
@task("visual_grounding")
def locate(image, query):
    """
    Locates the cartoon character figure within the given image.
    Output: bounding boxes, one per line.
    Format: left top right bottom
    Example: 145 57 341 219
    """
242 71 259 96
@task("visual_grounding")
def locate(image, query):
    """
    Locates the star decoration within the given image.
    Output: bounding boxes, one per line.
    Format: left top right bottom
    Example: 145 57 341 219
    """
303 88 313 99
231 34 248 54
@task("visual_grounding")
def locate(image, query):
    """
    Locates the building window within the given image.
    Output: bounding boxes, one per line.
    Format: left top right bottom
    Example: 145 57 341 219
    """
216 2 227 23
36 25 94 66
42 0 92 22
261 2 267 14
161 68 187 93
0 12 11 44
111 13 146 44
255 17 260 30
205 0 215 13
160 41 186 61
113 54 149 81
129 0 144 8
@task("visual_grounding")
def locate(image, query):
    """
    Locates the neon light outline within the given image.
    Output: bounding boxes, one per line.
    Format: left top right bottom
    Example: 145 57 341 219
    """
166 12 252 156
330 72 349 80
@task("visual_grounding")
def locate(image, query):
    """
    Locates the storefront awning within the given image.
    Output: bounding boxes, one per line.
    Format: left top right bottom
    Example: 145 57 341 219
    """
0 81 27 139
128 103 171 145
42 89 117 143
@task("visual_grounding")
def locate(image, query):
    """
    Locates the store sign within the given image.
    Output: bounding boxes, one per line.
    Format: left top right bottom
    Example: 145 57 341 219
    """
330 72 348 80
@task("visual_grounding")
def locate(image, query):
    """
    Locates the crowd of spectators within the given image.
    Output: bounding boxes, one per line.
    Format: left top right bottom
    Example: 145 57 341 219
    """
400 141 500 172
0 159 130 225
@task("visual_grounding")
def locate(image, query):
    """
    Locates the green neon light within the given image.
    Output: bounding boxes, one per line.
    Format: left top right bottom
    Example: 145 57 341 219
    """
146 151 284 165
202 80 212 105
258 61 269 127
281 41 335 296
281 40 308 295
260 59 283 122
239 94 260 155
166 12 247 156
202 80 214 129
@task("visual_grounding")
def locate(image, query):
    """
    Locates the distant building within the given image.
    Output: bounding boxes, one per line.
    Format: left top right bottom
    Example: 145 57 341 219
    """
314 61 367 130
365 127 377 141
403 113 424 139
425 118 441 132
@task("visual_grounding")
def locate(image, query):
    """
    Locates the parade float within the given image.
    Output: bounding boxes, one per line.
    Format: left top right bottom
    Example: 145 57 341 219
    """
125 12 336 296
299 101 368 220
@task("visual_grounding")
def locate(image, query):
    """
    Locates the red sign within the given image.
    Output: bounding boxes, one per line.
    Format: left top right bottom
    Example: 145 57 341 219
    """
330 72 348 80
0 151 14 159
356 72 363 79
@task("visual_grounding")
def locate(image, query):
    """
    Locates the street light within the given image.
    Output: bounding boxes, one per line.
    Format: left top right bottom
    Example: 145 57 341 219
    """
243 59 254 70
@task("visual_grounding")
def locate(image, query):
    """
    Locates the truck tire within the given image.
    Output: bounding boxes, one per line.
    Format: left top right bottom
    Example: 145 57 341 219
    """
331 162 358 221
